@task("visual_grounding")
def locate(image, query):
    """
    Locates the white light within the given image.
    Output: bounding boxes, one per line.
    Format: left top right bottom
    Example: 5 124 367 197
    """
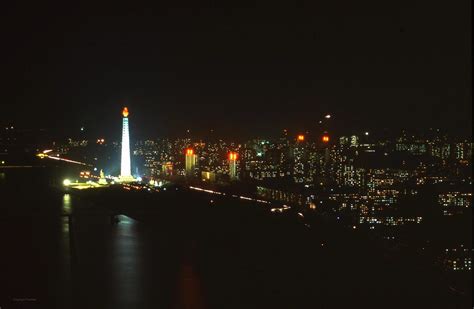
325 114 331 119
63 179 71 186
365 132 369 136
120 116 132 178
93 167 97 171
136 176 142 182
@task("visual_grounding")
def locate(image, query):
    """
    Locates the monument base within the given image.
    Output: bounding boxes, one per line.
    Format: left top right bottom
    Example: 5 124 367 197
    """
117 175 136 183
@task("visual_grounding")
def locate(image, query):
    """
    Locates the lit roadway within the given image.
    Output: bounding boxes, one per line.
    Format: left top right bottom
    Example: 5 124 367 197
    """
36 149 91 166
121 182 297 216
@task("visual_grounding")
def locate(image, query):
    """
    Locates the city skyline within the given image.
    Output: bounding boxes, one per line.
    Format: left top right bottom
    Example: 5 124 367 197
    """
0 2 471 308
1 85 472 309
1 114 472 144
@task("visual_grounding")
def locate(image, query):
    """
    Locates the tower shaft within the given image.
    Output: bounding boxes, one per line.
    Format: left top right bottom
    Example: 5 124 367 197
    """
121 117 131 177
119 107 134 182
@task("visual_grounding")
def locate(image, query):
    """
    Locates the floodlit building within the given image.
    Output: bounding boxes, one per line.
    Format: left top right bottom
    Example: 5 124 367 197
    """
162 162 173 176
185 148 197 177
293 135 307 183
229 152 238 180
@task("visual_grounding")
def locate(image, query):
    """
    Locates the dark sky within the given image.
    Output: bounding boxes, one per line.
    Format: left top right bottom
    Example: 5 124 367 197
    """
1 1 471 139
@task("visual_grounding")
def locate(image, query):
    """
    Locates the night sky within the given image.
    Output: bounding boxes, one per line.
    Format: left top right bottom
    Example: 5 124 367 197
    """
1 1 471 139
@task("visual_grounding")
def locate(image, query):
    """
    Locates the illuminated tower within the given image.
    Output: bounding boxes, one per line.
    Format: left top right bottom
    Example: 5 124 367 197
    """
228 152 238 180
185 148 196 177
322 133 330 164
119 107 135 182
317 133 331 186
293 135 306 183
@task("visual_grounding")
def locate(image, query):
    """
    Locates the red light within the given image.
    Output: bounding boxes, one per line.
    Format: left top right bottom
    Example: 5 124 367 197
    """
186 149 194 156
322 135 330 143
297 135 305 141
229 152 238 160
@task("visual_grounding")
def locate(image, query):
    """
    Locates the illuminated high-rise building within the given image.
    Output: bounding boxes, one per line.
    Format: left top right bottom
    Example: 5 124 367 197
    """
322 133 331 164
119 107 135 182
185 148 196 177
229 152 238 180
293 135 307 183
162 162 174 176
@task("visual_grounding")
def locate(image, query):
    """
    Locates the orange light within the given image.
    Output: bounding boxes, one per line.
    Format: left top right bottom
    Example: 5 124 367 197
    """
122 107 129 117
186 149 194 156
297 135 305 141
322 135 330 143
229 152 238 160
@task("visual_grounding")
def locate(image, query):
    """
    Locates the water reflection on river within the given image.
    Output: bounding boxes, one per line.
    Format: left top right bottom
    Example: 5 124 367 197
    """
0 169 206 309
